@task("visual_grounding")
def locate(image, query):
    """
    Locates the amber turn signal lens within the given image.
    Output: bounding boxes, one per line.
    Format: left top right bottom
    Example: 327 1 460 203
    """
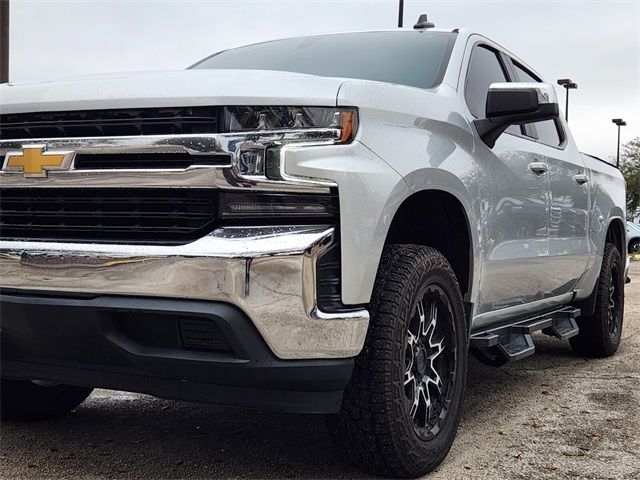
338 110 357 143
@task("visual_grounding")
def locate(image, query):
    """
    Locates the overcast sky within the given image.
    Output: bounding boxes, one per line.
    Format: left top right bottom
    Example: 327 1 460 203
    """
7 0 640 160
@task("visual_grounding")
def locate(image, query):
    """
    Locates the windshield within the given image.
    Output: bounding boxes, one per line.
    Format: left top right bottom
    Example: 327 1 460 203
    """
191 31 457 90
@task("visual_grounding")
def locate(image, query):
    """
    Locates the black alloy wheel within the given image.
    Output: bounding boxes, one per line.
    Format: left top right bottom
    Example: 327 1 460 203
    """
606 263 622 341
404 286 457 441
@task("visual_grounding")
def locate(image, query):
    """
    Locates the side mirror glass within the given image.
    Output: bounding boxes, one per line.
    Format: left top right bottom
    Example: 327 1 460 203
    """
475 82 560 148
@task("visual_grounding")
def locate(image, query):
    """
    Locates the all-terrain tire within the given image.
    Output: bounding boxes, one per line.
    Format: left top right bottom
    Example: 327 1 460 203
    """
570 243 624 358
326 245 468 478
1 379 93 421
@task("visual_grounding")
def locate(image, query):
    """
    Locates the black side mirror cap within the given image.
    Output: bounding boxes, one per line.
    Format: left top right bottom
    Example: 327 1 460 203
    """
475 82 560 148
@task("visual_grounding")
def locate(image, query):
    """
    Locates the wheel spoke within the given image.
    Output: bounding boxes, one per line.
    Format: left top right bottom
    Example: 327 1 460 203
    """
405 331 416 371
418 382 431 427
430 299 438 322
407 331 417 348
429 338 444 359
416 300 426 339
404 369 415 387
423 300 437 338
426 366 443 395
409 385 420 418
609 286 615 309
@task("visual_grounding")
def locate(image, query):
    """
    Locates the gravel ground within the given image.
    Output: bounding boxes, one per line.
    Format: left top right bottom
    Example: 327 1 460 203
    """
1 262 639 480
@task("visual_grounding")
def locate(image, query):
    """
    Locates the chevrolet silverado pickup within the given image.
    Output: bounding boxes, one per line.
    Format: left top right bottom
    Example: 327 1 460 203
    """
0 20 628 478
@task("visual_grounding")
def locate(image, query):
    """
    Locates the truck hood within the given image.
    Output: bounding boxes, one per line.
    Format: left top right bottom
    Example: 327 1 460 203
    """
0 69 345 114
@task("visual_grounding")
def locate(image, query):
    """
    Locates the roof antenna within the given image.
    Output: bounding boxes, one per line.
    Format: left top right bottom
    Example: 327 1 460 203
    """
413 14 435 29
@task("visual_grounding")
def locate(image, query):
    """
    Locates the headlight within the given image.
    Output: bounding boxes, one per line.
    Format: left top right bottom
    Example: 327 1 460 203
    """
223 107 358 178
222 106 358 144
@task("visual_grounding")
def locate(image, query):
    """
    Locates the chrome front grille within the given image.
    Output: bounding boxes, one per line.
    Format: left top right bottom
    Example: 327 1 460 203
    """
0 110 339 243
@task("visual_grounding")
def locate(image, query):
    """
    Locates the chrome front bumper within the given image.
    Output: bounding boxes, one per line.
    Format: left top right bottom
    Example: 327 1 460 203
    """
0 226 369 359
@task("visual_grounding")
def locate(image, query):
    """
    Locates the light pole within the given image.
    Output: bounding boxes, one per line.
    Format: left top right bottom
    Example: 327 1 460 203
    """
398 0 404 28
557 78 577 122
612 118 627 168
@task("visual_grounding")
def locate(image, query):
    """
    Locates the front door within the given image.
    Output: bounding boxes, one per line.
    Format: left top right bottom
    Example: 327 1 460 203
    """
462 43 550 321
477 133 550 316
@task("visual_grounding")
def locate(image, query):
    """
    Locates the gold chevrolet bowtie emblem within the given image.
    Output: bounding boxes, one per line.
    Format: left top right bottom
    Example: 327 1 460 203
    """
3 145 75 177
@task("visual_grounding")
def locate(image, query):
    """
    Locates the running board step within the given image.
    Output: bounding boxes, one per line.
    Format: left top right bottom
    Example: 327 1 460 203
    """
470 307 580 364
497 333 535 361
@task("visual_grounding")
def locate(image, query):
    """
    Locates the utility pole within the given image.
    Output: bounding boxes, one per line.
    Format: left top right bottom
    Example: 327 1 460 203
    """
0 0 8 83
398 0 404 28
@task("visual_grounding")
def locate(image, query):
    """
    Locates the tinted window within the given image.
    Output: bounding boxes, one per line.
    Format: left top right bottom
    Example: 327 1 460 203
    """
192 32 457 90
512 62 539 83
465 46 508 118
512 62 562 147
532 119 561 146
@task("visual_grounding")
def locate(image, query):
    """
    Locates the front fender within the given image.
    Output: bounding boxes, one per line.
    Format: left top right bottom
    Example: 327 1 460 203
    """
283 141 410 305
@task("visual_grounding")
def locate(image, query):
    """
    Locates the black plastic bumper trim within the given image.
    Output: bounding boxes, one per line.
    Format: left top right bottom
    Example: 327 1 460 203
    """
0 293 354 413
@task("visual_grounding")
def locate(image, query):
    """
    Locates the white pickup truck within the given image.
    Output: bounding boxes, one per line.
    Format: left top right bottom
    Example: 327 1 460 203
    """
0 19 628 478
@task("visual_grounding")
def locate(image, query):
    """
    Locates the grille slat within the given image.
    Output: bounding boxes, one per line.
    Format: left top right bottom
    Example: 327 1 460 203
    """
73 153 230 170
0 225 203 234
1 107 223 140
0 188 218 244
2 213 212 220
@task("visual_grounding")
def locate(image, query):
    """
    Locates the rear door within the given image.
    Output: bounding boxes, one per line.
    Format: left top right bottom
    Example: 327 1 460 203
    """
509 60 590 297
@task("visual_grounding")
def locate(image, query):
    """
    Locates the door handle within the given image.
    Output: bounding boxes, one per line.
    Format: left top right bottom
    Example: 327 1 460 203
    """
529 162 548 175
574 173 589 185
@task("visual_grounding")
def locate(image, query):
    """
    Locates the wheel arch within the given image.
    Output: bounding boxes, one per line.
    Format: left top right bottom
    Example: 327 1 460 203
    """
606 217 626 257
383 188 477 307
574 217 626 318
